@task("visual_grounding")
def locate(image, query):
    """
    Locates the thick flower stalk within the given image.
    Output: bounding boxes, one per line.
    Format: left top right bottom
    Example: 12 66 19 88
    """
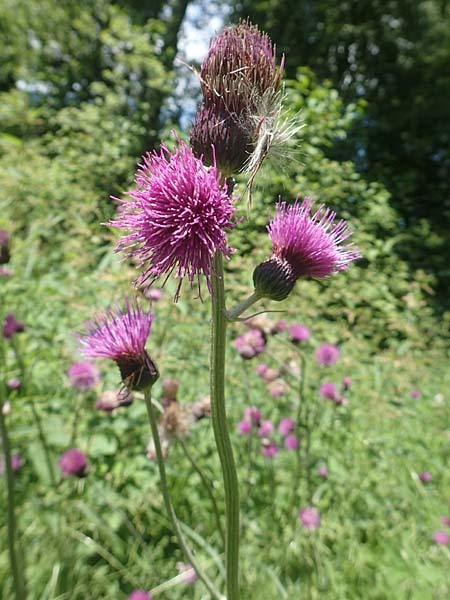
252 198 361 302
109 139 236 300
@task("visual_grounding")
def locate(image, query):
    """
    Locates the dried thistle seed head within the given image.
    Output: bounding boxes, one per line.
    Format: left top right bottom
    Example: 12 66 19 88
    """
190 103 254 176
201 21 283 114
160 402 194 441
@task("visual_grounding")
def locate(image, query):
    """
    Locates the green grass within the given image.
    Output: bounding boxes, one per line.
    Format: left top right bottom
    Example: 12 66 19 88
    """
1 230 450 599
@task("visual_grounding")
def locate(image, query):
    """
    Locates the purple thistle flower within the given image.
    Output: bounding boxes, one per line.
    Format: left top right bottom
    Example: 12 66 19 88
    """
0 266 13 277
237 420 252 435
318 466 328 478
289 323 310 343
0 452 21 475
267 380 286 398
58 448 87 478
271 319 288 333
440 516 450 527
342 376 352 391
67 361 100 391
258 420 274 437
261 440 278 458
253 198 360 301
234 328 266 359
75 300 158 391
316 344 340 366
410 389 421 399
320 382 338 400
278 417 295 437
109 139 236 300
244 406 261 425
432 530 449 545
419 471 432 483
146 288 163 302
255 363 269 377
262 367 280 383
128 591 152 600
284 435 299 450
3 313 25 339
7 378 21 390
299 507 320 529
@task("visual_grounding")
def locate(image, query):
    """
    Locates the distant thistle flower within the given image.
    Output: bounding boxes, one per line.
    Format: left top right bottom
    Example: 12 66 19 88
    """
320 382 337 400
258 420 274 437
253 199 360 301
3 313 25 339
262 367 280 383
234 328 266 359
75 300 157 391
255 363 269 377
0 229 10 264
432 531 449 545
284 435 299 450
0 452 21 475
146 288 162 302
440 516 450 527
271 319 289 334
299 507 320 529
410 389 421 399
316 344 340 366
261 440 278 458
128 591 152 600
278 417 295 437
7 378 21 390
289 323 311 343
267 380 286 398
419 471 432 483
318 466 328 478
59 448 87 478
67 361 100 391
244 406 261 425
238 420 252 435
0 266 12 277
110 139 236 300
342 376 352 391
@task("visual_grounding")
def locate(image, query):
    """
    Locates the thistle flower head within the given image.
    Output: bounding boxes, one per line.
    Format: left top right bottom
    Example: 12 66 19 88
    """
67 361 100 391
128 591 152 600
299 506 320 529
3 313 25 340
110 139 236 300
0 229 10 264
75 300 157 391
261 440 278 458
284 435 299 450
59 448 87 478
201 21 283 114
316 344 340 366
433 531 449 545
253 198 360 301
320 382 338 400
278 417 295 437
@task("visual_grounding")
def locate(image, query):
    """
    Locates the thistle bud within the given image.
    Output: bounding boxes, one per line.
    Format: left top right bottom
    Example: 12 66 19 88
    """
252 256 297 301
116 352 159 392
190 103 253 175
201 21 283 114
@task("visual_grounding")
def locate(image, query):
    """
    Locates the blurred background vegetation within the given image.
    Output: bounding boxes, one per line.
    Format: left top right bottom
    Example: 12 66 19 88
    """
1 1 450 598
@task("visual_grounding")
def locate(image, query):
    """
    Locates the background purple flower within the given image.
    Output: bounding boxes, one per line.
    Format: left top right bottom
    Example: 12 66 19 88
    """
432 531 449 545
59 448 87 477
3 313 25 339
67 361 100 391
410 389 421 399
284 435 299 450
316 344 340 366
320 382 337 400
299 507 320 529
237 420 252 435
342 376 352 390
318 466 328 478
289 323 310 343
234 328 266 359
0 452 21 475
244 406 261 425
258 420 274 437
255 363 268 377
261 441 278 458
267 381 286 398
419 471 432 483
128 591 152 600
109 139 236 300
278 417 295 437
440 516 450 527
7 378 21 390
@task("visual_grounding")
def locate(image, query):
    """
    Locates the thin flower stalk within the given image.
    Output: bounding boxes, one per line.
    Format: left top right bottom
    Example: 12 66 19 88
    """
0 381 26 600
143 387 224 600
210 251 240 600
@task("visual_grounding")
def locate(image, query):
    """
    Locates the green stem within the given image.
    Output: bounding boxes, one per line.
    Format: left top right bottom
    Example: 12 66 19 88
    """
226 292 261 321
0 394 26 599
178 438 225 546
290 352 307 514
143 388 224 600
210 252 240 600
